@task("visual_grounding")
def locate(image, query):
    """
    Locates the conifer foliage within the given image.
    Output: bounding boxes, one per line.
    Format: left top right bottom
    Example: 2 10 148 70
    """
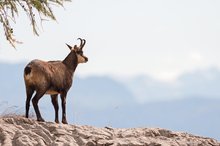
0 0 70 47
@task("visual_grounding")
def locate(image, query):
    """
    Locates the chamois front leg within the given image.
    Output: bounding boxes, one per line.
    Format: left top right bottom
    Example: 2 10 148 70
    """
51 94 59 123
61 92 68 124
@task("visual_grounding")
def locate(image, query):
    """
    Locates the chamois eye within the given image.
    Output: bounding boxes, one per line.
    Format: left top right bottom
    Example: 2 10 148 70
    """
77 51 83 55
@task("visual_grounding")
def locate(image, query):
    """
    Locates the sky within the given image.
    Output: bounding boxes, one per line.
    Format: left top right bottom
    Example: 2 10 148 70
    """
1 0 220 81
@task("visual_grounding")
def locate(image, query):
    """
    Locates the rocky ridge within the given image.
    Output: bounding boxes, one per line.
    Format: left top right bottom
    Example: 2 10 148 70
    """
0 116 219 146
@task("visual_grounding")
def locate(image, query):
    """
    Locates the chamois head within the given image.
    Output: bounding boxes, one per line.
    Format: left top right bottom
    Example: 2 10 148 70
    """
66 38 88 64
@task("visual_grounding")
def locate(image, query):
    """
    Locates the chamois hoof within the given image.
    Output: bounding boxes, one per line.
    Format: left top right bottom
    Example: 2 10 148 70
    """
62 120 68 124
37 118 45 122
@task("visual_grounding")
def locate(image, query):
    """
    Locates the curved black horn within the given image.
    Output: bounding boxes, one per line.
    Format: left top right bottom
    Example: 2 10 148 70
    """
66 43 72 50
81 39 86 49
77 38 83 47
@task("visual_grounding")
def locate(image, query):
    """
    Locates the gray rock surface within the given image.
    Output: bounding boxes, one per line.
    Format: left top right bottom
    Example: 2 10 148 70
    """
0 116 219 146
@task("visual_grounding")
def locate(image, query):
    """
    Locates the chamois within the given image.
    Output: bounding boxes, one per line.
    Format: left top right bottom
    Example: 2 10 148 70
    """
24 38 88 124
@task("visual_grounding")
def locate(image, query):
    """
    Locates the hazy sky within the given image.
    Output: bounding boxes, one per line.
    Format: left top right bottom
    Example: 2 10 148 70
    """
1 0 220 81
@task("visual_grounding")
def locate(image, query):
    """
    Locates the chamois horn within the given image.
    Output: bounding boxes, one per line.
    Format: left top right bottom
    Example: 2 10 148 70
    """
77 38 83 47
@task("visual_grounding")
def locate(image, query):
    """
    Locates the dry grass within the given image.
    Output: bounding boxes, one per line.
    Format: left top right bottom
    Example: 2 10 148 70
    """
0 103 36 119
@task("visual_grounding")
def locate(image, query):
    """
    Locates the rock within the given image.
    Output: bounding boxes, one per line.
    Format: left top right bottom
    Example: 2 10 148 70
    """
0 116 219 146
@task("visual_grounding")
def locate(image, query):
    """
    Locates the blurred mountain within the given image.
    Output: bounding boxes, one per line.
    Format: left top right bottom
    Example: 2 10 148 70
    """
72 76 135 110
179 68 220 98
0 63 25 106
124 75 182 103
0 63 220 140
125 68 220 103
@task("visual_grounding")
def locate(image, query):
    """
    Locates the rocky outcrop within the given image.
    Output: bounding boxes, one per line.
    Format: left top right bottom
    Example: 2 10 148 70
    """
0 116 219 146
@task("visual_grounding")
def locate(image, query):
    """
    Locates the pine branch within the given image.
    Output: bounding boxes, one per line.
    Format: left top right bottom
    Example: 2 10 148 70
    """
0 0 71 48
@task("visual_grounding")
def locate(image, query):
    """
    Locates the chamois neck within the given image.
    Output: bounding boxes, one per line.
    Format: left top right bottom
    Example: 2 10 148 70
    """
62 51 78 72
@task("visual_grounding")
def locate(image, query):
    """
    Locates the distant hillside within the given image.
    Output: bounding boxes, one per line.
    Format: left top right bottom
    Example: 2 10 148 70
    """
1 63 220 140
0 116 219 146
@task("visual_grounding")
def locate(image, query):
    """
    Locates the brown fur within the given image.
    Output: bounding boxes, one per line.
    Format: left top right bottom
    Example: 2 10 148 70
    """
24 39 88 124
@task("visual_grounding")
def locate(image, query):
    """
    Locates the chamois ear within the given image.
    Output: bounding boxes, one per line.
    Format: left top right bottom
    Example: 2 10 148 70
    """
66 43 72 50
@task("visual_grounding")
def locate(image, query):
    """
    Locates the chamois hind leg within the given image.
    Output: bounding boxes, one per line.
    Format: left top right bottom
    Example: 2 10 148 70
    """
25 86 34 118
32 90 46 122
51 94 59 123
60 92 68 124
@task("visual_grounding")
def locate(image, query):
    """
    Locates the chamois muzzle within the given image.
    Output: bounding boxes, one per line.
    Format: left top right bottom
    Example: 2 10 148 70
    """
84 57 88 62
